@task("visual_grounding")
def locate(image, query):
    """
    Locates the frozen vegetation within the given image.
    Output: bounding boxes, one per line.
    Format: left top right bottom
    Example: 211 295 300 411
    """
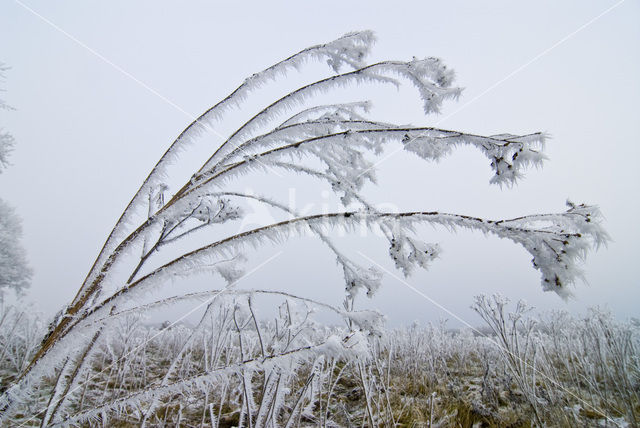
0 62 32 299
0 32 622 426
0 297 638 426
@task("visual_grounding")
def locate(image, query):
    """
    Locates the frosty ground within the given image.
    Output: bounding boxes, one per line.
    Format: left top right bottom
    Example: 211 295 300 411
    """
1 295 637 427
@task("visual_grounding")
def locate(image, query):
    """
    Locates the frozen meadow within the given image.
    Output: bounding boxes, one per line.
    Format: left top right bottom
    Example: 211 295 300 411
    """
0 297 638 426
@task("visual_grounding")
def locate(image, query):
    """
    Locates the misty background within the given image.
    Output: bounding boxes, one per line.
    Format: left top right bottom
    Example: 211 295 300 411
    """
1 0 638 327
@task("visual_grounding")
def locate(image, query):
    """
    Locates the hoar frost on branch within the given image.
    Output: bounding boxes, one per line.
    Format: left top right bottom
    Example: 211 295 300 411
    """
0 32 607 426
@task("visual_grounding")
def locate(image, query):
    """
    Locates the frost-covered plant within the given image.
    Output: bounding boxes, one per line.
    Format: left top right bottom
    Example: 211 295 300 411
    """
0 32 607 425
472 295 545 425
0 303 42 389
537 307 639 426
0 62 15 174
0 200 32 297
0 63 32 299
473 297 639 427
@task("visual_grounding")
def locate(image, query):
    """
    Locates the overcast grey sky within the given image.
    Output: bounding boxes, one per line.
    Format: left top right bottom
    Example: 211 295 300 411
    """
1 1 639 326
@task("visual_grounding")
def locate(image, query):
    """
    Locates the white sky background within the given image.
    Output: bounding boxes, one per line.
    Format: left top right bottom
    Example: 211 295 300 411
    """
1 1 639 327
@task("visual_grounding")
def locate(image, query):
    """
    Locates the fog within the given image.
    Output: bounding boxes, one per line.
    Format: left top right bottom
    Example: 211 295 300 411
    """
1 0 639 327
